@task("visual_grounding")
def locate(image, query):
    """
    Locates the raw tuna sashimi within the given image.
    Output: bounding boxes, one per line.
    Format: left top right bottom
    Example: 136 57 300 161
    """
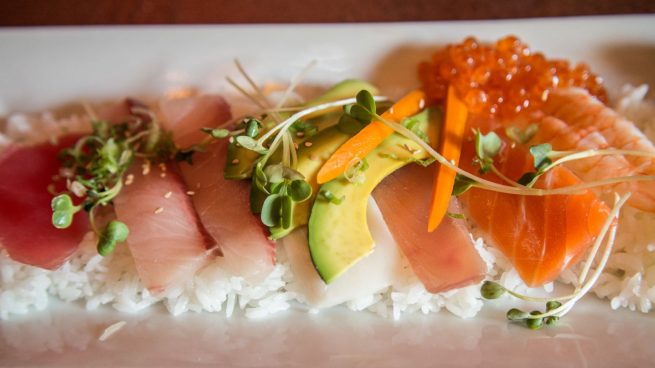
113 162 219 293
373 164 486 293
159 95 276 282
459 135 610 286
0 136 89 269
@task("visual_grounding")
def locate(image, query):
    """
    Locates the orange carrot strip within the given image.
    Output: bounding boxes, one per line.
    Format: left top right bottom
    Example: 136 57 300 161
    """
427 85 468 232
316 89 427 184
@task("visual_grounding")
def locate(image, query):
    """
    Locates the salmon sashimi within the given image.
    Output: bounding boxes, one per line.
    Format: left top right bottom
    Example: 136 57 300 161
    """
531 87 655 212
373 164 486 293
113 162 219 293
158 94 232 148
0 136 89 269
459 135 610 287
159 95 276 282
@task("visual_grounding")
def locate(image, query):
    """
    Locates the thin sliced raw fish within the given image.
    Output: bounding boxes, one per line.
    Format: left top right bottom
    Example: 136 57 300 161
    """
159 95 276 282
179 139 275 282
0 136 88 269
373 164 486 293
533 88 655 212
158 94 232 148
282 198 409 308
113 162 218 293
459 136 610 286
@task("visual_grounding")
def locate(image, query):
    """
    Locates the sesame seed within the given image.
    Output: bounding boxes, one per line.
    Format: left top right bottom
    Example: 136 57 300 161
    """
296 132 305 138
304 141 313 147
294 143 299 150
164 191 172 199
160 172 167 178
418 99 425 109
309 154 319 161
125 174 134 186
159 163 167 172
186 191 196 196
154 207 164 214
142 161 151 175
389 107 394 115
232 159 240 165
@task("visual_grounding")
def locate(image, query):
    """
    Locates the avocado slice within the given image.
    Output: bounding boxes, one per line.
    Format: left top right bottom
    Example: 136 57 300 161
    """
308 108 440 283
225 79 380 180
268 126 354 239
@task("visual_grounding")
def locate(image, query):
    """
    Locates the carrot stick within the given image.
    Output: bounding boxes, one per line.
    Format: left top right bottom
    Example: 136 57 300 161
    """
316 89 427 184
427 85 468 232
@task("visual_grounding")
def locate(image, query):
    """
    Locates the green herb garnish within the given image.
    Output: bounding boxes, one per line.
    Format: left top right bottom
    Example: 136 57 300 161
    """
256 163 312 229
51 104 182 256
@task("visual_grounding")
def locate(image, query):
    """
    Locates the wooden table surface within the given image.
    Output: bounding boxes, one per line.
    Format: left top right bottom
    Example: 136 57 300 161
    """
1 0 654 26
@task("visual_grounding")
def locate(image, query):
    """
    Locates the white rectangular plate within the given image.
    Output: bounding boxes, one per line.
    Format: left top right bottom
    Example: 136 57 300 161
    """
1 15 655 367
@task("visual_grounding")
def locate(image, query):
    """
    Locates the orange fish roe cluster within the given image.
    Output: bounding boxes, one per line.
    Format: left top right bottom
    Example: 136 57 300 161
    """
418 36 608 119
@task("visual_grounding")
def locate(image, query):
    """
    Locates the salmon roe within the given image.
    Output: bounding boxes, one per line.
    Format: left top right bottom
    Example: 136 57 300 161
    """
418 36 608 119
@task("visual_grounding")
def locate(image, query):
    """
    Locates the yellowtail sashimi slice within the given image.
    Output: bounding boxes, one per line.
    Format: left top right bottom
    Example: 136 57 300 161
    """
114 162 219 293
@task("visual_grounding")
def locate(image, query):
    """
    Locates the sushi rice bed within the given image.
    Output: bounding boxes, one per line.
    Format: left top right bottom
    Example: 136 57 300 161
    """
1 85 654 321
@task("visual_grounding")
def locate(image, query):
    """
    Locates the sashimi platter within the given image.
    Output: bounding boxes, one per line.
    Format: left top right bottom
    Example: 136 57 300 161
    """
1 17 655 365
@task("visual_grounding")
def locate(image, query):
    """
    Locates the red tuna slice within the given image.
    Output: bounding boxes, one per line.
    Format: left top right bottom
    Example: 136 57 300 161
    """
0 136 89 269
159 94 275 282
113 161 219 293
158 95 232 148
179 139 276 282
373 163 486 293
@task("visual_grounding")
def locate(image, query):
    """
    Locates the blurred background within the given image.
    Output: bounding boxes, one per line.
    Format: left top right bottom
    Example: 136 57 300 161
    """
1 0 654 25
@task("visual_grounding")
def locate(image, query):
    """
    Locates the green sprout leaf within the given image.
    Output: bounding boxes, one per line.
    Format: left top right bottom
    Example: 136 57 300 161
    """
51 194 82 229
446 212 466 220
337 114 366 135
355 89 376 113
201 127 230 139
480 281 506 299
236 135 268 154
506 123 538 145
344 104 374 124
475 130 502 174
319 188 344 205
452 174 476 196
526 311 544 330
261 194 282 227
546 300 562 311
530 143 553 171
289 179 312 202
245 118 261 138
281 195 293 229
254 161 268 193
97 220 129 256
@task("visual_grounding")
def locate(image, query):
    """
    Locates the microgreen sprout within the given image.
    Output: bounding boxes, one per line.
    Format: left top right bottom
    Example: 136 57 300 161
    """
257 163 312 229
201 127 230 139
446 212 466 220
51 194 82 229
318 188 344 205
506 123 538 145
474 130 502 174
97 220 129 256
343 157 369 184
50 102 188 256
